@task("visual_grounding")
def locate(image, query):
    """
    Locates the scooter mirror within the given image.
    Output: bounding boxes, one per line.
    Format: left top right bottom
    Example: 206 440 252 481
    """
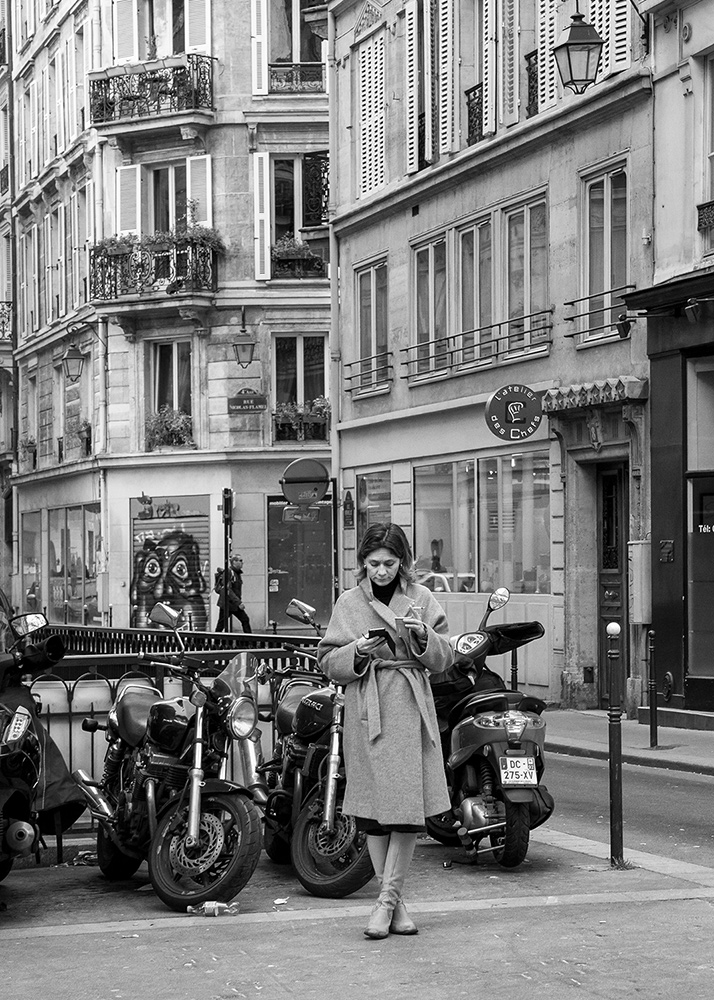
488 587 510 611
285 599 317 625
10 612 48 637
149 602 183 629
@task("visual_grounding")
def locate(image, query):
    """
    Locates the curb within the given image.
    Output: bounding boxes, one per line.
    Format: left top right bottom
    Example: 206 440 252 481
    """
547 741 714 777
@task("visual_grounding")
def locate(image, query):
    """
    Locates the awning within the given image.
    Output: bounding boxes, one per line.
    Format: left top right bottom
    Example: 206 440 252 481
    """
623 269 714 314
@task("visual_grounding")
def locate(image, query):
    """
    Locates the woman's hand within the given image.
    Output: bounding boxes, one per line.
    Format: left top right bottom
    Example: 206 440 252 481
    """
401 617 428 644
355 633 392 657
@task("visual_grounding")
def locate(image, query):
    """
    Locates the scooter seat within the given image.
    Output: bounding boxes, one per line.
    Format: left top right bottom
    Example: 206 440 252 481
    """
115 684 163 746
447 690 522 730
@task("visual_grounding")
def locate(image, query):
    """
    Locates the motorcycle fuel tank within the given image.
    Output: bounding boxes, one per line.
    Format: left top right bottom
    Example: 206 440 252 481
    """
293 687 333 741
146 697 195 753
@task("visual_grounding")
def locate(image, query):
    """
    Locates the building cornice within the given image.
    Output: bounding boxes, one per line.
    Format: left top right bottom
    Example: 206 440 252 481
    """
542 377 649 413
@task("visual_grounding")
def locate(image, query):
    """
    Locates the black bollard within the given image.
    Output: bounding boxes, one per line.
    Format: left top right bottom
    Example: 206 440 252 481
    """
510 647 518 691
648 629 657 749
607 621 624 866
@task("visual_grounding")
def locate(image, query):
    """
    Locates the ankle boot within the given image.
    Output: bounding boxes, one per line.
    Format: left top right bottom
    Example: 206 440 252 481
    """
390 899 418 935
376 832 418 938
364 899 394 939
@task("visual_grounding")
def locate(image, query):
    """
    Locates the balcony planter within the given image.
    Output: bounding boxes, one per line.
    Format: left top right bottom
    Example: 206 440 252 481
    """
145 406 195 452
96 235 138 257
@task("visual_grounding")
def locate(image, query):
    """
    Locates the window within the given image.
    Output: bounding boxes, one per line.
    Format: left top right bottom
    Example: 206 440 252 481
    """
584 167 628 335
356 261 389 388
415 238 448 373
706 57 714 252
404 0 456 172
356 471 392 546
48 504 101 624
113 0 211 62
504 199 549 350
459 221 493 361
478 453 550 594
116 156 210 235
152 341 192 415
251 0 325 94
414 462 476 593
274 334 327 442
21 512 42 615
687 358 714 472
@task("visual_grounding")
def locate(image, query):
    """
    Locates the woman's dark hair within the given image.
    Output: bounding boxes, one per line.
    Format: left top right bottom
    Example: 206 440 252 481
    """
355 523 416 583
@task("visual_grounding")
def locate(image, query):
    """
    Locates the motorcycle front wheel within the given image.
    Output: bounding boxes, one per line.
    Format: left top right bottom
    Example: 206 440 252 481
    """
148 792 262 912
290 790 373 898
97 823 143 881
491 800 530 868
0 858 13 882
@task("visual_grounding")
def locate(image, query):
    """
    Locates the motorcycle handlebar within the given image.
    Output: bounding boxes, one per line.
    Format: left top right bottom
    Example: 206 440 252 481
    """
136 651 182 667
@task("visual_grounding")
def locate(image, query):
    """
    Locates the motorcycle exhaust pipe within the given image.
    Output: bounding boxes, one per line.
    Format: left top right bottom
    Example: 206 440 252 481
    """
6 821 37 853
72 768 113 820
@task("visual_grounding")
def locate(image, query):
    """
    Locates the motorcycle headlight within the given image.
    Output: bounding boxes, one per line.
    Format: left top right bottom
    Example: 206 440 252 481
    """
226 697 258 739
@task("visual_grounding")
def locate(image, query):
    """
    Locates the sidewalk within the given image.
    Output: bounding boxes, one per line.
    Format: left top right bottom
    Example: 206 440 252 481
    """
544 707 714 775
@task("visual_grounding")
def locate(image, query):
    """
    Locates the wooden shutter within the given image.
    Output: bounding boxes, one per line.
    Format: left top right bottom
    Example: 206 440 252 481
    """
537 0 558 111
437 0 456 153
186 0 211 53
610 0 631 74
113 0 139 63
358 32 386 196
422 0 434 163
67 38 77 142
251 0 268 95
18 233 27 332
405 0 419 174
253 151 271 280
187 154 212 225
117 165 142 235
86 180 95 301
17 93 26 188
55 49 65 154
500 0 519 126
482 0 497 135
32 226 40 331
29 81 38 176
70 192 80 307
58 204 67 316
44 215 53 321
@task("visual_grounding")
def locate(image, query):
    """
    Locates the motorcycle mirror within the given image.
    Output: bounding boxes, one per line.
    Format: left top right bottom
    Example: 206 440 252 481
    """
10 612 48 637
149 603 183 630
285 599 317 625
488 587 510 611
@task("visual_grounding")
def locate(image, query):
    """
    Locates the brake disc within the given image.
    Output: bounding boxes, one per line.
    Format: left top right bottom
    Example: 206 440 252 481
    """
308 810 357 860
168 812 225 875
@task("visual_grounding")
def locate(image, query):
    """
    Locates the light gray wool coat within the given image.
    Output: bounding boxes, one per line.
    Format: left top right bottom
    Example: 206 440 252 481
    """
317 578 452 826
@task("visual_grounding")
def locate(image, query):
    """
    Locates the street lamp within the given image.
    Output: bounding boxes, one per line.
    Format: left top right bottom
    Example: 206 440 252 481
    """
552 6 604 95
61 343 85 383
232 306 257 369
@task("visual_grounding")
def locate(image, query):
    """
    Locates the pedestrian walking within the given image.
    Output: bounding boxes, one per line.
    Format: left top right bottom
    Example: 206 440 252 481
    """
316 522 452 939
214 554 252 633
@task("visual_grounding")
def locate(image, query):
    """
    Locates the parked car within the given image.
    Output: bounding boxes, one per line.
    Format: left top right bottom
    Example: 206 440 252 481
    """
417 572 477 593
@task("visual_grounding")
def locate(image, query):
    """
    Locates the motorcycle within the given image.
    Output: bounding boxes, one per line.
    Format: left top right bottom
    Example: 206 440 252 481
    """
427 587 554 868
0 611 76 881
238 599 373 898
73 602 263 911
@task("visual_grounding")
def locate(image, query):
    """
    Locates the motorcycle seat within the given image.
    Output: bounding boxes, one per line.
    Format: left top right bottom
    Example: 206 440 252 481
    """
275 683 320 737
115 683 163 746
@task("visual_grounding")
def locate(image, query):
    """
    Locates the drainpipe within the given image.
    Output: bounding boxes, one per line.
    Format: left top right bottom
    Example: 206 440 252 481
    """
327 5 342 592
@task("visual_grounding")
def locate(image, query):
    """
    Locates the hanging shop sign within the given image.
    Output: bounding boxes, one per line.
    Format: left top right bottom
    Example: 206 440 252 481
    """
485 384 543 441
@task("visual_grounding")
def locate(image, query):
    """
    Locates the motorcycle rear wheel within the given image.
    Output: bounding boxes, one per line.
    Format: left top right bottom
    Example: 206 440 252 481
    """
148 792 262 912
491 800 530 868
263 822 292 865
290 790 373 898
425 809 461 847
97 823 143 880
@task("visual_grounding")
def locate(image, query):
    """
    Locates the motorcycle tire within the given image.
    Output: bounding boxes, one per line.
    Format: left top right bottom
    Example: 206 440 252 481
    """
0 858 13 883
290 790 373 899
425 810 461 847
148 792 262 912
97 823 143 881
491 800 530 868
263 822 292 865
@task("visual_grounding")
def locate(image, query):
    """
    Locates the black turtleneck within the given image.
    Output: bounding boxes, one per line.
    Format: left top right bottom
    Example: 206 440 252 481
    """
372 577 400 606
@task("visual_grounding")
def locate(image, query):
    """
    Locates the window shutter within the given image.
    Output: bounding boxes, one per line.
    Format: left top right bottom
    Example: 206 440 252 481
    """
67 38 77 142
4 235 12 303
537 0 558 111
113 0 139 63
86 180 95 301
253 151 271 280
186 0 211 53
58 203 67 316
422 0 434 163
358 32 386 196
405 0 419 174
32 226 40 331
500 0 519 126
70 192 80 307
29 81 38 176
610 0 631 74
589 0 610 79
482 0 497 135
18 94 26 188
117 165 142 235
251 0 268 96
437 0 455 154
18 233 27 332
187 154 212 225
44 215 53 322
55 49 65 154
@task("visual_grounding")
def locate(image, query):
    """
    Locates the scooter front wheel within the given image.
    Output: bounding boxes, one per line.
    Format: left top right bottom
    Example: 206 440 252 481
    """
491 800 530 868
291 790 373 898
148 792 262 911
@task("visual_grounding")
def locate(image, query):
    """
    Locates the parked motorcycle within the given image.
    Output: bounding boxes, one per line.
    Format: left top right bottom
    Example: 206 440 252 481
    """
0 611 75 881
238 599 373 898
73 602 262 911
427 587 554 867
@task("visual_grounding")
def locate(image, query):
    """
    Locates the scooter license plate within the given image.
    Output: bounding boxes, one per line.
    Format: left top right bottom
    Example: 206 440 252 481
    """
499 756 537 786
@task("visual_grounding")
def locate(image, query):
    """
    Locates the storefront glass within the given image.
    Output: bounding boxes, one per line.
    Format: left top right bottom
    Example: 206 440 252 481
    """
356 471 392 546
48 504 101 623
21 511 42 613
687 358 714 676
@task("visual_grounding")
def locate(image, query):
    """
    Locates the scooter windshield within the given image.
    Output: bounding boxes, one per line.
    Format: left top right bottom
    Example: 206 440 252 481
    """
210 652 259 707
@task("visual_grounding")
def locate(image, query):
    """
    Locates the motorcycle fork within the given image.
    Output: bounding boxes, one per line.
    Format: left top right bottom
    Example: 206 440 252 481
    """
319 686 345 835
237 729 269 808
185 704 206 847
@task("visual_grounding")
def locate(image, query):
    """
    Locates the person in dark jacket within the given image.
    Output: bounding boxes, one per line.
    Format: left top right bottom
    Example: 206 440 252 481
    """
215 554 252 633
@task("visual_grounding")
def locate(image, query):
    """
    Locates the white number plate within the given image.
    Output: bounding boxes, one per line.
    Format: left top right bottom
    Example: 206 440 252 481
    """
499 756 537 787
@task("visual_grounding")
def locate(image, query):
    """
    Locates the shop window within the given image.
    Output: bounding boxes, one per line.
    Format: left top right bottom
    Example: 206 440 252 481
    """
21 511 42 614
414 461 476 593
48 504 100 623
687 358 714 471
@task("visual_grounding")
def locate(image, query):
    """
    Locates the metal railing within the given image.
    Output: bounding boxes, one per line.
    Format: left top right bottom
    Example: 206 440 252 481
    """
344 351 394 393
400 309 553 381
465 84 484 146
268 62 325 93
88 54 214 125
89 242 217 300
563 285 636 339
273 414 329 443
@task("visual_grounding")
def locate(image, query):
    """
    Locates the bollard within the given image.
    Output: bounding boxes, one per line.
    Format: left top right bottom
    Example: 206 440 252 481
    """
648 629 657 749
510 648 518 691
607 621 624 866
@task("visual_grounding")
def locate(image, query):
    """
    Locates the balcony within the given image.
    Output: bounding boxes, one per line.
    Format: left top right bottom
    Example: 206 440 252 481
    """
0 301 11 339
465 84 484 146
400 309 553 382
88 54 214 136
273 398 330 443
0 163 8 195
89 240 218 302
270 236 327 279
344 352 394 395
268 62 325 93
563 285 636 341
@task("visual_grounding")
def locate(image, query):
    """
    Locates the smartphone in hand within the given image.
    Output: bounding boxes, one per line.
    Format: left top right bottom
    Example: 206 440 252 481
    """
367 628 395 655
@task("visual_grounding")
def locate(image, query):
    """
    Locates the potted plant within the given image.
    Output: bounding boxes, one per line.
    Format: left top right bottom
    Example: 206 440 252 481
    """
176 198 228 255
274 400 304 428
145 406 195 451
19 435 37 457
139 230 175 253
270 233 317 261
95 233 139 256
304 395 331 422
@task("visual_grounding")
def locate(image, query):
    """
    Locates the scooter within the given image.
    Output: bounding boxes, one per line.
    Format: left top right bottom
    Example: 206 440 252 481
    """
0 611 71 881
427 587 554 868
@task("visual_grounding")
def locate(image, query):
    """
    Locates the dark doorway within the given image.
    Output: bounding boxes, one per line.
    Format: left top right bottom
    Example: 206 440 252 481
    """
597 464 629 707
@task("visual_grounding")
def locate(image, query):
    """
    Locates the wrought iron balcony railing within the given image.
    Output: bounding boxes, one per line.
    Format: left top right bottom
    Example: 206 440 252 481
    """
465 84 484 146
344 352 394 394
273 414 329 443
0 163 8 195
0 301 11 339
270 253 327 279
268 62 325 93
89 54 213 125
400 309 553 381
563 285 636 339
525 51 539 119
89 242 217 300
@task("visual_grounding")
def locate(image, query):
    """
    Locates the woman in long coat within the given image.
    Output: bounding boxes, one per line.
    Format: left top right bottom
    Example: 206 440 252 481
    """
317 523 452 939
